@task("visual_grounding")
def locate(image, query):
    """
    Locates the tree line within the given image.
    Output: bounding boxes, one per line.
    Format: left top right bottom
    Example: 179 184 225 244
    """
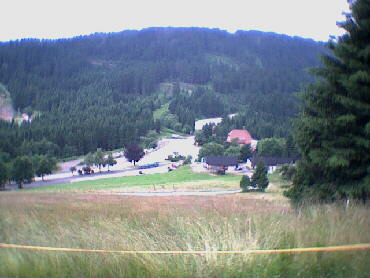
0 27 325 161
0 27 331 193
0 155 57 189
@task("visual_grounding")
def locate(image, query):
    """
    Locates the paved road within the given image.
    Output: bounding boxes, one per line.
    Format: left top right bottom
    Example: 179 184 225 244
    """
5 136 200 190
116 189 242 196
4 165 165 190
140 136 199 164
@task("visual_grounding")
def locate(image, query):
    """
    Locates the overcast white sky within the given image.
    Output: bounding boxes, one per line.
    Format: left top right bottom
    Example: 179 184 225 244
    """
1 0 350 42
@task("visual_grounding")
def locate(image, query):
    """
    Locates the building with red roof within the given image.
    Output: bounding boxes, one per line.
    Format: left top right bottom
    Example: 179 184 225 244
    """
226 129 252 145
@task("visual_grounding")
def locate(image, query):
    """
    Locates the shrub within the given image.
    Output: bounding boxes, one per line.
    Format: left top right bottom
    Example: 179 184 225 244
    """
183 155 192 165
240 175 251 192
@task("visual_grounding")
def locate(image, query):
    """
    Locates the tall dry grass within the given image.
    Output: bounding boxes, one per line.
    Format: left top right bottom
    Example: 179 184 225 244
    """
0 192 369 277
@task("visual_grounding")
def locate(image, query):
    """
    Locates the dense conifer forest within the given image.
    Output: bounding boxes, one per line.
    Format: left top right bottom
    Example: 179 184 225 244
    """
286 0 370 202
0 27 327 161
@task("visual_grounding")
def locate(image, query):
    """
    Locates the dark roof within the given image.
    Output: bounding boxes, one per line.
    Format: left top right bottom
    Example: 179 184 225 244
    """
251 156 299 168
204 156 238 166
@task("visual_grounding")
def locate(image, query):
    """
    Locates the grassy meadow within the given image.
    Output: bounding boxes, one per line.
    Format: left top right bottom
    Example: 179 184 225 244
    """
0 167 369 277
27 165 241 193
0 190 369 277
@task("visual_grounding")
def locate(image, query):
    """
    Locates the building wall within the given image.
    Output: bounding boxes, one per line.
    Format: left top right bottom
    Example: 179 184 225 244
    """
194 117 223 131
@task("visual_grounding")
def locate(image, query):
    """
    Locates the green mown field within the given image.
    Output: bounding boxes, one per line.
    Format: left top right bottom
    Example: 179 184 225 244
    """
28 165 241 193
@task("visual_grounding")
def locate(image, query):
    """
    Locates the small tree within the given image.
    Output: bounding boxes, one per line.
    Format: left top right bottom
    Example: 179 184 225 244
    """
202 123 214 139
257 138 286 157
240 175 251 192
70 166 77 176
183 155 192 165
105 152 117 171
94 148 106 172
194 131 207 146
84 152 94 167
12 156 34 189
239 144 252 162
251 161 269 191
198 142 224 160
124 143 145 166
224 146 240 158
35 156 56 181
143 130 158 149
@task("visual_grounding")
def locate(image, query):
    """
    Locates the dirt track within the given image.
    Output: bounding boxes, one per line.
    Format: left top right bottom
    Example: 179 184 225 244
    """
115 189 242 196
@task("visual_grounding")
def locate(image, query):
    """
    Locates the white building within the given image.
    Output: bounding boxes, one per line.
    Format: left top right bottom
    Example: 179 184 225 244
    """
194 117 223 131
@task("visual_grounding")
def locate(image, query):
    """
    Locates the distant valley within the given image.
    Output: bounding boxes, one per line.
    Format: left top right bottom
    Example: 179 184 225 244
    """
0 27 327 159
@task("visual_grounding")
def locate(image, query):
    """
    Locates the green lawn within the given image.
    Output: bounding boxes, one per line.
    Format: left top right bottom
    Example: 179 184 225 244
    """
159 127 188 137
28 165 240 192
153 103 169 121
267 171 292 191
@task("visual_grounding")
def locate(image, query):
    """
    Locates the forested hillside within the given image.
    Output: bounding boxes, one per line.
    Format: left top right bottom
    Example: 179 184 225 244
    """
0 27 327 160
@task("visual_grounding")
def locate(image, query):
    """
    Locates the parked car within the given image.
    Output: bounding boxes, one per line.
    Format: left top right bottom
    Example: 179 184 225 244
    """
139 162 160 169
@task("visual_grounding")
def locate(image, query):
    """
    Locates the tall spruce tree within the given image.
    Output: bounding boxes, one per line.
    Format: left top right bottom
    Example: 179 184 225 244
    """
287 0 370 202
251 161 269 191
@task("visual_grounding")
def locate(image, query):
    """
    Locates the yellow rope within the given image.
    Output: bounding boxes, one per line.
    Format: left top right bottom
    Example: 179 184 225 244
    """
0 243 369 255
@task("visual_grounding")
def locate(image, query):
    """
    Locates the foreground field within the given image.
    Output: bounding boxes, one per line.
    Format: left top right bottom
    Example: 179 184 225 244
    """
0 192 369 278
